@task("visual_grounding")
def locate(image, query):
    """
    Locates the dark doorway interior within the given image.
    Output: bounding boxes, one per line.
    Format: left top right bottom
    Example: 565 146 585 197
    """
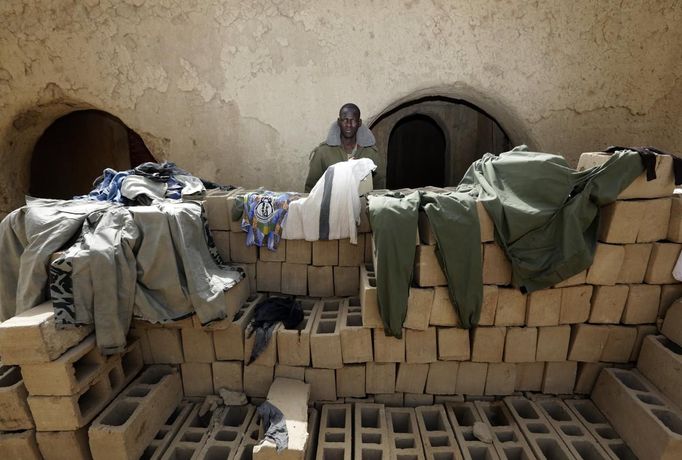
30 110 155 199
387 114 446 189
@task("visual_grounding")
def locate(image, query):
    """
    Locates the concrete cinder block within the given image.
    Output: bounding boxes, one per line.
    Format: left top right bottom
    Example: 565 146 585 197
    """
385 408 425 460
339 301 373 363
567 324 609 362
622 284 661 324
243 262 257 295
277 299 320 367
336 365 366 398
394 363 428 394
260 240 286 262
473 400 536 460
638 197 672 243
229 231 258 263
256 261 282 293
414 405 458 459
197 404 257 460
203 193 231 231
212 294 262 360
315 403 351 460
598 199 646 243
307 266 334 298
373 393 404 407
601 325 637 363
0 302 93 365
286 239 312 265
535 325 570 362
243 364 274 398
404 392 434 408
373 328 405 363
645 242 682 284
405 327 437 363
659 284 682 318
437 327 470 361
312 240 338 266
404 287 433 330
471 327 506 363
494 288 526 326
425 361 458 395
275 364 306 382
588 285 629 324
304 368 336 402
455 362 488 395
617 243 653 284
180 362 213 397
359 265 382 328
0 430 42 460
37 427 92 460
212 361 243 392
479 285 498 326
573 362 608 394
365 363 396 394
354 403 389 460
181 328 215 363
333 266 359 297
482 243 512 285
281 262 308 296
662 299 682 347
414 245 447 287
631 324 659 361
525 289 560 327
585 243 625 285
0 365 34 430
429 287 458 326
148 328 184 364
515 362 545 392
310 299 343 369
211 229 231 262
338 236 365 266
638 335 682 411
485 363 516 396
559 285 593 324
244 322 279 366
668 195 682 242
503 327 537 363
541 361 577 394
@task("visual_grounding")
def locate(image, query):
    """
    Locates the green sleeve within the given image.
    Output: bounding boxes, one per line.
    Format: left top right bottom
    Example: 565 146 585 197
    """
304 148 323 192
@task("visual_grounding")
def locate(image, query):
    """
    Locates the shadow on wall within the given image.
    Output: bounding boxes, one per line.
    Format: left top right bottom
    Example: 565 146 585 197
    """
371 96 512 189
29 110 156 199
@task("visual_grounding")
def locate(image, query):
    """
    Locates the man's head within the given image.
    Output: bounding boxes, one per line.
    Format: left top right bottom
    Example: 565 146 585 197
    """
337 103 362 141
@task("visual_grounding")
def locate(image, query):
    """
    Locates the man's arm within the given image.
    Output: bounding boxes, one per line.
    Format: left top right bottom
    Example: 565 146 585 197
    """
304 148 323 193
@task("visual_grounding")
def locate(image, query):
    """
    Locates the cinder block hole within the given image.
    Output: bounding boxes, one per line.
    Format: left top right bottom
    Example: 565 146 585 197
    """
127 386 151 398
429 435 450 447
572 441 604 460
0 365 13 378
613 371 646 391
181 431 204 442
326 407 348 428
361 448 383 460
141 445 157 459
657 336 682 355
537 401 571 421
608 443 637 460
317 321 336 334
78 378 109 416
320 313 337 320
234 308 246 321
248 428 260 441
138 367 171 385
190 413 213 428
369 278 377 287
154 428 169 440
570 401 606 424
362 433 382 444
349 297 362 306
325 432 345 442
361 407 380 428
100 401 139 426
560 425 583 436
322 447 346 460
463 430 476 441
391 412 413 433
433 452 456 460
421 410 445 431
347 315 363 327
108 366 124 390
536 438 570 460
595 427 617 439
395 437 415 449
651 409 682 435
165 405 185 425
168 446 196 460
122 348 143 377
396 455 418 460
526 423 549 434
238 445 255 460
509 400 539 420
480 404 510 426
0 366 21 387
495 430 516 442
636 393 664 406
502 446 526 460
215 430 238 442
205 446 231 460
73 348 102 382
451 405 476 426
246 295 258 302
222 405 251 426
467 446 492 460
324 300 341 310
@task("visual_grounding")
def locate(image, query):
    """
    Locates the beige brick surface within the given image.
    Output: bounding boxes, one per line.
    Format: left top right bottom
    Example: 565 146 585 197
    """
535 325 570 362
405 327 437 363
542 361 577 394
471 327 506 363
437 327 470 361
212 229 231 261
631 324 659 361
365 363 396 394
574 362 608 394
336 365 366 398
585 243 625 285
662 299 682 347
414 245 447 286
601 326 637 363
515 362 544 392
404 287 433 330
260 240 286 262
0 430 42 460
181 328 215 363
553 270 587 288
286 239 312 264
395 363 428 394
644 242 681 284
307 266 334 297
504 327 537 363
455 362 488 395
425 361 458 395
622 284 661 324
281 262 308 296
181 362 213 396
243 364 274 398
229 231 258 263
338 236 365 266
312 240 338 266
148 328 184 364
256 261 282 293
568 324 609 362
212 361 243 392
559 285 592 324
204 193 230 230
244 322 279 366
479 285 498 326
0 366 33 430
637 335 682 410
482 243 512 285
526 289 560 326
339 301 373 363
588 285 629 323
485 363 516 395
429 287 458 326
333 266 359 297
274 364 306 381
617 243 653 284
598 200 645 243
373 329 405 363
494 288 526 326
659 284 682 318
637 197 672 242
37 428 91 460
305 368 337 401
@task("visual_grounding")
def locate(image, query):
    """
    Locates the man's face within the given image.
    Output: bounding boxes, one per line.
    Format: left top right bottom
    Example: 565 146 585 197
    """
338 107 362 140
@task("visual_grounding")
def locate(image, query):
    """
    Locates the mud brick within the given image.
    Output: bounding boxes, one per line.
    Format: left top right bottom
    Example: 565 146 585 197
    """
197 405 256 460
659 284 682 318
405 327 437 364
535 325 570 362
339 301 373 363
277 299 320 367
622 283 661 324
404 287 434 330
314 403 351 460
230 231 258 263
638 335 682 410
275 364 306 381
385 407 425 460
0 365 33 430
0 302 93 365
471 327 506 363
0 430 41 460
366 363 396 394
503 327 537 363
88 365 182 460
414 405 459 459
668 195 682 242
338 236 365 266
639 197 673 242
592 368 682 460
479 285 498 326
588 285 629 324
28 342 143 431
285 239 312 264
601 325 637 362
559 284 593 324
473 400 536 460
312 240 339 266
585 243 625 285
437 328 470 361
617 243 653 284
37 427 93 460
336 365 366 398
482 243 512 285
598 199 646 243
310 299 343 369
244 322 280 366
223 277 251 322
281 262 308 296
515 362 545 392
147 328 184 364
477 201 495 243
485 363 516 395
541 361 576 394
578 151 675 199
553 270 587 288
308 266 334 298
418 211 436 245
360 265 382 328
568 324 609 362
260 240 286 262
213 294 262 360
414 245 447 287
256 261 282 293
645 242 682 284
404 393 434 408
631 324 659 361
204 193 231 230
127 325 153 364
455 362 488 395
180 362 213 397
373 393 404 407
354 403 389 460
526 289 560 326
394 363 428 394
574 362 608 394
305 368 336 401
425 362 458 395
662 299 682 347
212 230 231 262
494 288 526 326
334 266 359 297
504 396 575 460
212 361 243 392
564 398 637 459
243 364 274 398
429 287 458 326
180 328 215 363
533 398 612 460
373 328 405 363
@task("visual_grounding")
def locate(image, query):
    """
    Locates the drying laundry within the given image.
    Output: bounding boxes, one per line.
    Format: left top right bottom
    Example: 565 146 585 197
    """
241 191 297 251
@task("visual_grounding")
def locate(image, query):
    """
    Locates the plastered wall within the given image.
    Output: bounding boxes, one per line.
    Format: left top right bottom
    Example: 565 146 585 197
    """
1 0 680 212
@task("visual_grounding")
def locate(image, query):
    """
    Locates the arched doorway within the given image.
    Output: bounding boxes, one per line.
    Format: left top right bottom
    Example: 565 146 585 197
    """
29 110 155 199
387 114 446 189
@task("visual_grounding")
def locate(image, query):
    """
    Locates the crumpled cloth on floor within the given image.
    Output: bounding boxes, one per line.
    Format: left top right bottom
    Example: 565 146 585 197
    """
258 401 288 452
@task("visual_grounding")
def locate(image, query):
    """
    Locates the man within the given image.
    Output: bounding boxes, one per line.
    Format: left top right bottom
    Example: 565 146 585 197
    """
304 103 383 192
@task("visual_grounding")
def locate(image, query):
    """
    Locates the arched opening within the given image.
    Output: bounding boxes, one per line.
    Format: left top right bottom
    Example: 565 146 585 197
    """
29 110 156 199
387 114 446 189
